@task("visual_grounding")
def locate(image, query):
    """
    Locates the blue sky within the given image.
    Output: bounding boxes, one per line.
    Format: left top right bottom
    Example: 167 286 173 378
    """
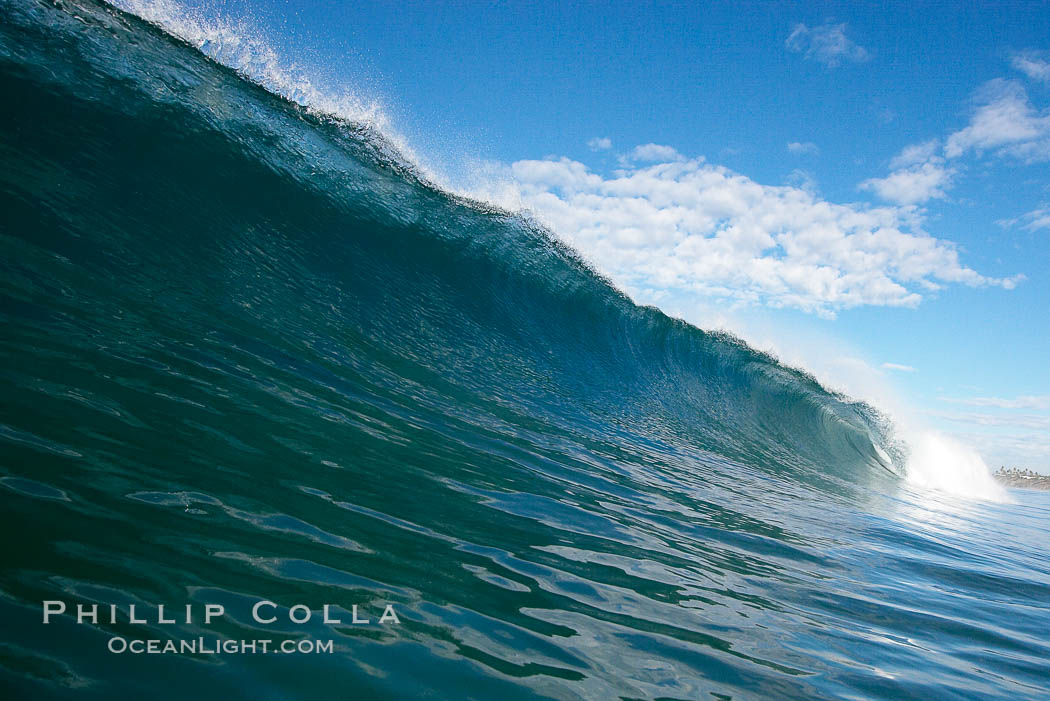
132 0 1050 472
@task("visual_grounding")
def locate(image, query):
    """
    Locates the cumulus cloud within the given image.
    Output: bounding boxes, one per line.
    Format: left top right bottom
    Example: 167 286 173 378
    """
587 136 612 151
628 143 682 162
474 149 1020 316
889 139 941 170
861 81 1050 203
859 160 955 205
785 22 869 67
944 79 1050 162
1011 50 1050 83
881 363 916 372
787 141 819 155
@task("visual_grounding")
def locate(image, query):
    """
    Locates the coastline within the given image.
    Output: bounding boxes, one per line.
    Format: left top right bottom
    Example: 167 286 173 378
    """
993 469 1050 491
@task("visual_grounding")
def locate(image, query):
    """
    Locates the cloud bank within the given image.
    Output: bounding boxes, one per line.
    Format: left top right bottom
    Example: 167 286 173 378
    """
474 152 1019 317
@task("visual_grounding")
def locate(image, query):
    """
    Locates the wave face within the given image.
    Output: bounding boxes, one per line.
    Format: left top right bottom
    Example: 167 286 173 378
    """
2 1 1049 698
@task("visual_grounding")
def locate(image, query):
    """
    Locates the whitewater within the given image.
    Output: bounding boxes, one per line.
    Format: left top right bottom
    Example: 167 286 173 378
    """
1 0 1048 698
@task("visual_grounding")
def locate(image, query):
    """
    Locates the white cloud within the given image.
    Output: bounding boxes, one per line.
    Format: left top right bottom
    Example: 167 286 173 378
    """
881 363 916 372
1000 138 1050 163
944 79 1050 162
472 150 1020 317
587 136 612 151
1000 207 1050 232
1011 50 1050 83
628 143 682 162
785 22 869 67
889 139 940 170
784 168 818 193
940 395 1050 410
1022 208 1050 231
787 141 819 155
861 81 1050 205
859 160 955 205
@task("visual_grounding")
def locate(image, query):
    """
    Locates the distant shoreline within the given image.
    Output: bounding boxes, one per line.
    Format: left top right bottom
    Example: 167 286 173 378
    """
993 469 1050 491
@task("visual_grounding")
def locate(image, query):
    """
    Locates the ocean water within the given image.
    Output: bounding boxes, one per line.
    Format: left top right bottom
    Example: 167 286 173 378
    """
1 0 1049 698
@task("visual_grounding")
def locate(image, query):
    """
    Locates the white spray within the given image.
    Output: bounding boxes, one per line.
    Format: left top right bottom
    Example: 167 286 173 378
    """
902 431 1008 501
